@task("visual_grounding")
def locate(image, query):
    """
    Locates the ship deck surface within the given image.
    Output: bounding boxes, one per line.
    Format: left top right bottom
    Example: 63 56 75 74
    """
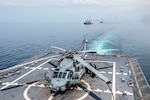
0 53 149 100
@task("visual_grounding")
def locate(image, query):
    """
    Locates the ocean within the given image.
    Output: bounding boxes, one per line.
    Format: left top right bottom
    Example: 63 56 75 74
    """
0 22 150 84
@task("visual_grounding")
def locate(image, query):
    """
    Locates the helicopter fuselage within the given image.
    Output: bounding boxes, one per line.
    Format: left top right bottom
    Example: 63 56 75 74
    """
49 58 85 92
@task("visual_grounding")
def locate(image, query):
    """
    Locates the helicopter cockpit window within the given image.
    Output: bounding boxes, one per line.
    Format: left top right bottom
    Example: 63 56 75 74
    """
52 71 73 79
58 72 63 78
62 72 67 79
52 72 58 78
67 71 73 79
67 73 70 79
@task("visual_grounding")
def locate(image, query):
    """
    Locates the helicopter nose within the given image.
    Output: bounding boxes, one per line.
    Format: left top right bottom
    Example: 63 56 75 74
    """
51 79 67 91
56 80 67 86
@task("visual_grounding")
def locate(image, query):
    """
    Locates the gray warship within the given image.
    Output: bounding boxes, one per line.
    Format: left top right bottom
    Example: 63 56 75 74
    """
84 19 93 25
0 39 150 100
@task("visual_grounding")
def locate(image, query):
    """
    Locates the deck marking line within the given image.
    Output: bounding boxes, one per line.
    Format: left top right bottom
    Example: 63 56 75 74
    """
0 58 52 90
85 60 116 100
112 62 116 100
48 94 54 100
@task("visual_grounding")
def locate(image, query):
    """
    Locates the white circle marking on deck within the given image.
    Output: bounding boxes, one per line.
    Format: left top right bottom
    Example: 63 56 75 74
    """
48 94 54 100
23 82 38 100
77 79 91 100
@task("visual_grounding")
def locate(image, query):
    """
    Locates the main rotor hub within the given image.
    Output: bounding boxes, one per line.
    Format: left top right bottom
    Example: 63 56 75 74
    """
65 51 78 58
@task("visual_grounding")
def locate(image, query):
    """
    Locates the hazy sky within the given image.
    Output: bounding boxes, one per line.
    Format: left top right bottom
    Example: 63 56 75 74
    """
0 0 149 23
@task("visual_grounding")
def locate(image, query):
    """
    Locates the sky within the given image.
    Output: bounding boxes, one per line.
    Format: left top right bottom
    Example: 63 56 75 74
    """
0 0 150 23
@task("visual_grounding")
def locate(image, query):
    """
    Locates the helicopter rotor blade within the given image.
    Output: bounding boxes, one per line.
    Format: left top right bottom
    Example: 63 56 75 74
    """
96 66 113 70
51 46 67 52
0 80 40 91
79 50 97 53
80 49 118 53
101 49 118 51
48 62 57 68
0 85 23 91
1 54 61 72
74 56 111 84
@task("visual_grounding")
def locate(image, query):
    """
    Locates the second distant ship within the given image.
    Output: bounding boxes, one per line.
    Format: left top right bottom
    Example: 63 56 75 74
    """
84 19 93 25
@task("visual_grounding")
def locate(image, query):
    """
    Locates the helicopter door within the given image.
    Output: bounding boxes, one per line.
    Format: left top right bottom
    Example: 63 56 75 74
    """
76 65 84 78
71 73 80 84
67 71 73 79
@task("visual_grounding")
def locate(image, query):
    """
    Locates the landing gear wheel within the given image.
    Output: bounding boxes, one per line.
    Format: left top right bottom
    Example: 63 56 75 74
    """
50 90 54 93
53 91 58 96
66 81 70 90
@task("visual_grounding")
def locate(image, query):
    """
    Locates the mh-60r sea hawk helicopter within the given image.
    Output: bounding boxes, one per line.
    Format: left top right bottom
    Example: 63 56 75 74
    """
45 42 112 94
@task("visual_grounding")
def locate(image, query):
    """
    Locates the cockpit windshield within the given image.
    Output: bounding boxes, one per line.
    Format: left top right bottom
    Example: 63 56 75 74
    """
52 72 58 78
62 72 67 78
52 71 70 79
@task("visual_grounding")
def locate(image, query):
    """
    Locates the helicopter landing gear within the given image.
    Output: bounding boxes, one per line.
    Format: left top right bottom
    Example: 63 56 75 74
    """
53 91 58 96
50 90 54 94
66 81 71 90
72 84 78 89
50 89 58 96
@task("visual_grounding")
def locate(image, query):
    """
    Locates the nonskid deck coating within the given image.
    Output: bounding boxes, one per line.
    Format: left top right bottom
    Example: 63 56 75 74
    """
0 53 149 100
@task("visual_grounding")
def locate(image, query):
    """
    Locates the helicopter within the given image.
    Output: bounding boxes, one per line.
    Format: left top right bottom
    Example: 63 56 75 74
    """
43 44 112 94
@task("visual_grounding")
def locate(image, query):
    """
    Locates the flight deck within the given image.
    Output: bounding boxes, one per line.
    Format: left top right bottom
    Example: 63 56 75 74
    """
0 53 150 100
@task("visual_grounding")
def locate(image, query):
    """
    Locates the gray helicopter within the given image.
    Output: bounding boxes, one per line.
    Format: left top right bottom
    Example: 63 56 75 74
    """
44 45 111 94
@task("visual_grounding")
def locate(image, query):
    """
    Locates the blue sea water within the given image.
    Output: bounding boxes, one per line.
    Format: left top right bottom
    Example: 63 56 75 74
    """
0 22 150 84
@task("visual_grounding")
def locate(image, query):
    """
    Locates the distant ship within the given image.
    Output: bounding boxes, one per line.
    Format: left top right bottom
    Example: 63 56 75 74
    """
84 19 93 25
100 21 104 23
